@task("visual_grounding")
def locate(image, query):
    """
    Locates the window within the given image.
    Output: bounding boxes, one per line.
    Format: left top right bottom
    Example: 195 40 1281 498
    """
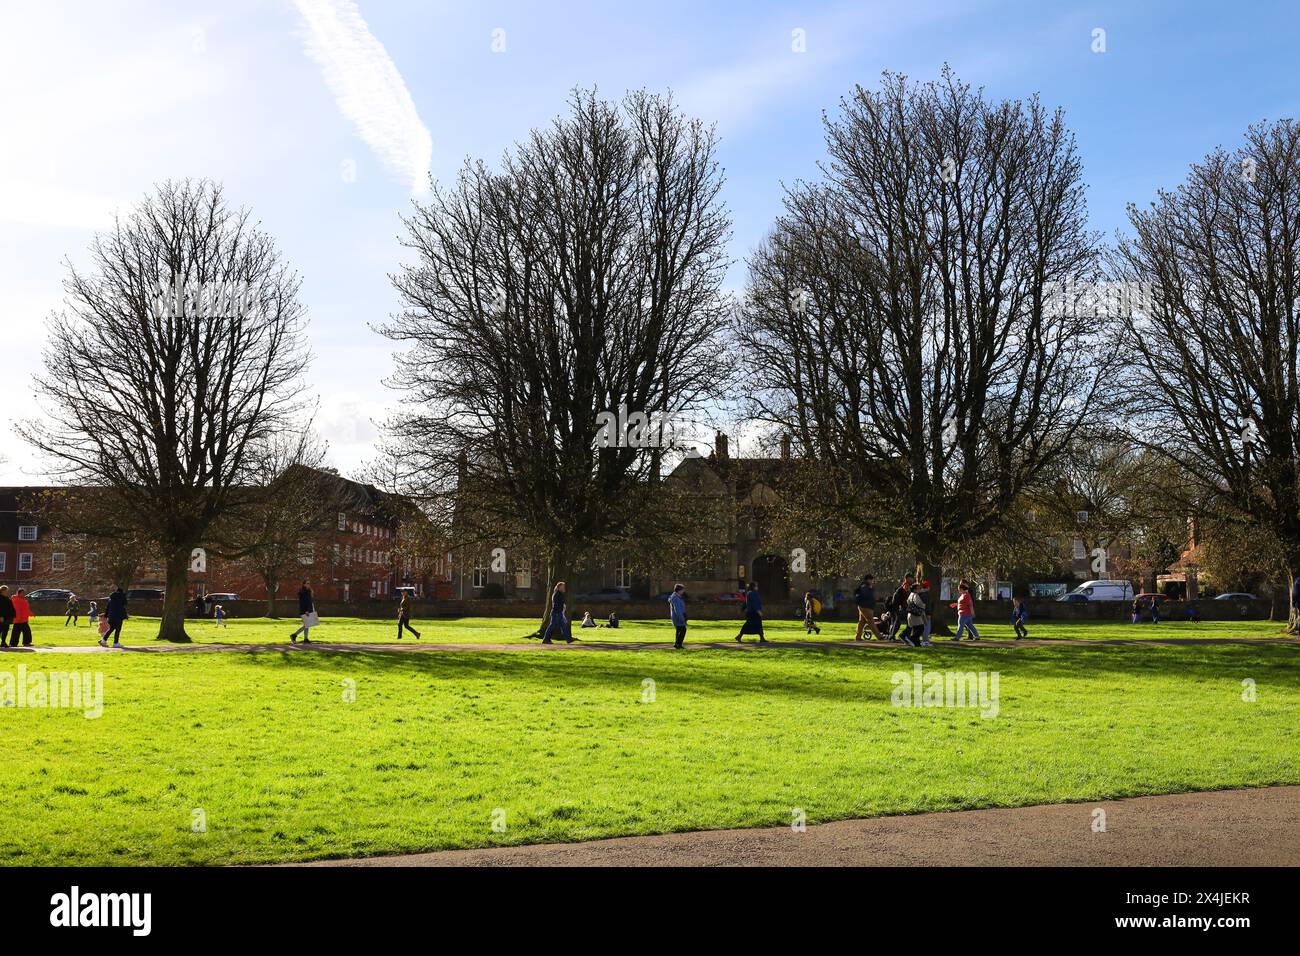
85 552 97 572
18 553 33 572
332 543 340 562
0 553 6 573
615 557 631 589
472 560 488 589
1072 538 1087 560
52 552 66 572
18 526 37 542
515 563 532 589
298 542 315 565
338 512 347 531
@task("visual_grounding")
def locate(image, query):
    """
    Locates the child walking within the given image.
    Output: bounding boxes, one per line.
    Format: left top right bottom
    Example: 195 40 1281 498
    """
950 583 980 641
803 590 822 635
1011 597 1029 640
214 604 227 628
96 613 111 647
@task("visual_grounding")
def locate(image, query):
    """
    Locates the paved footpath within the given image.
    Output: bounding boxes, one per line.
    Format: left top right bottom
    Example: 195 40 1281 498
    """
287 786 1300 867
10 636 1300 654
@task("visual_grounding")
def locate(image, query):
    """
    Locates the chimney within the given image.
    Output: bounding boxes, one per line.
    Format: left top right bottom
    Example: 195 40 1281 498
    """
714 432 729 461
780 433 792 461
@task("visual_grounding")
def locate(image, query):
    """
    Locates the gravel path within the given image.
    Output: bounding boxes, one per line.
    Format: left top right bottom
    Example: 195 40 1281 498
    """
8 636 1299 654
289 786 1300 867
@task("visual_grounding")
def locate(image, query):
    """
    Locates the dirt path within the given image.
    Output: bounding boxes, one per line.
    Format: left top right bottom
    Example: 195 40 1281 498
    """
288 786 1300 867
9 636 1299 654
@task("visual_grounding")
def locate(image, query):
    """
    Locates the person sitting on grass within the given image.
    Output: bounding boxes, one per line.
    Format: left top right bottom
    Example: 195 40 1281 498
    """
735 582 767 644
1011 596 1029 640
950 582 980 641
803 590 821 635
581 610 598 628
607 611 620 629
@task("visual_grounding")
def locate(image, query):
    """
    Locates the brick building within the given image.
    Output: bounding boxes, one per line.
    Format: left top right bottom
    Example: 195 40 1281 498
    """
0 472 449 604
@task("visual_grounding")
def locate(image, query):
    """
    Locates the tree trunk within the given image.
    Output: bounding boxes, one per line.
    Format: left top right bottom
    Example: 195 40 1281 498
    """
264 578 279 619
1288 571 1299 635
157 546 193 643
915 553 952 635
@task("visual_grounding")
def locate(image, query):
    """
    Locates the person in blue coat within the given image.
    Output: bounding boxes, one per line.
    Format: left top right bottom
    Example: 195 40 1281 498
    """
541 581 573 644
668 584 688 648
104 587 128 647
735 582 767 644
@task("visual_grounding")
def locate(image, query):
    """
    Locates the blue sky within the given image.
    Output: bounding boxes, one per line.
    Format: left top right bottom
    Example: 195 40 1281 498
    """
1 0 1296 482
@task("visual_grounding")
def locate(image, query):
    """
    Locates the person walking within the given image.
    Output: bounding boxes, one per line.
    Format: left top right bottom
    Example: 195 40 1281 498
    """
803 590 822 635
905 583 928 646
87 599 99 629
214 604 227 628
1131 596 1142 625
194 593 207 618
886 573 916 641
950 582 980 641
541 581 573 644
668 584 688 648
9 589 33 647
853 574 881 641
1011 596 1029 640
96 612 111 646
735 582 767 643
396 592 421 639
0 585 15 648
290 581 316 643
65 594 81 626
104 586 127 647
920 579 934 645
1150 597 1161 624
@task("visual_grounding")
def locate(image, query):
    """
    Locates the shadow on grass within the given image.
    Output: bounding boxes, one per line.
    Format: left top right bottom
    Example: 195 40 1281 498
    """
222 640 1300 706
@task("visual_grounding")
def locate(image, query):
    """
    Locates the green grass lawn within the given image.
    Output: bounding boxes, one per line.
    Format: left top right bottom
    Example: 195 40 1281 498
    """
20 612 1295 647
1 621 1297 865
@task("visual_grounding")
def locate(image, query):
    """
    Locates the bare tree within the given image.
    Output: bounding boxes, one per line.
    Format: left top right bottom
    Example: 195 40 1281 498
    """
738 70 1115 621
213 435 340 617
1112 118 1300 629
381 89 732 628
22 180 311 641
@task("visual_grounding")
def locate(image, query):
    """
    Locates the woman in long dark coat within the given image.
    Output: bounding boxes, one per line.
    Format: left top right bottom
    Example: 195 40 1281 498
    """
735 582 767 644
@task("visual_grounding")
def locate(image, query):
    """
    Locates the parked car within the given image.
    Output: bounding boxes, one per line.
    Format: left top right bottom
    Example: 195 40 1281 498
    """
1063 580 1134 602
125 588 165 601
204 592 241 603
712 591 747 607
1134 592 1171 604
1055 593 1090 603
1213 592 1258 601
25 588 75 601
573 586 632 602
393 586 418 600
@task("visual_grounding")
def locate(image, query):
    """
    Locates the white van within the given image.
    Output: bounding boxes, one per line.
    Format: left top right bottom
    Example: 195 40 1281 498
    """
1063 580 1135 602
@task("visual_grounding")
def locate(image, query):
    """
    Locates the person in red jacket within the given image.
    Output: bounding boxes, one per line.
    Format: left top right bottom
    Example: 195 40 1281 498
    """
9 588 33 647
949 582 980 642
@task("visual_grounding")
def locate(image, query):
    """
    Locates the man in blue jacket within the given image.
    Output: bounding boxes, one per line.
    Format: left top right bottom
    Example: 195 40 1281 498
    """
104 587 128 647
668 584 688 648
735 582 767 643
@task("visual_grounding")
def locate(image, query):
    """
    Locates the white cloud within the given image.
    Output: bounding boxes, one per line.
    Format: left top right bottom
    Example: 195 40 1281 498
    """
290 0 433 193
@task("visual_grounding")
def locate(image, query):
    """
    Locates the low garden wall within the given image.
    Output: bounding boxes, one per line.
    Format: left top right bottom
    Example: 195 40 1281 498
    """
26 595 1275 622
